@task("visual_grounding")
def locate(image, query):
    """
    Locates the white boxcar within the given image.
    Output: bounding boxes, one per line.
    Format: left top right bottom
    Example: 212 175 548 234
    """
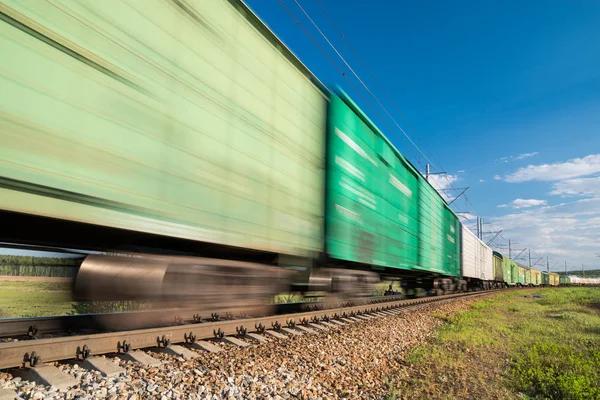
461 224 494 281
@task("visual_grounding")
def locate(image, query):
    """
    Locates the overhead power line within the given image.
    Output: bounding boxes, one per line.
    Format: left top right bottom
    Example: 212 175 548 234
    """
305 0 494 229
274 0 424 166
311 0 486 221
279 0 505 242
291 0 435 167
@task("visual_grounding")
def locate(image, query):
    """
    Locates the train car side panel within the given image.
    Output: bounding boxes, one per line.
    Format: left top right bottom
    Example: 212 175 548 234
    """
326 94 420 269
460 225 480 279
326 92 460 276
480 241 494 281
0 0 327 256
493 251 504 282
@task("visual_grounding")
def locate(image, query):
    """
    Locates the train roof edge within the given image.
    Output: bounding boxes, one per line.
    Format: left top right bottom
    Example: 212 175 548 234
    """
232 0 330 98
333 87 460 220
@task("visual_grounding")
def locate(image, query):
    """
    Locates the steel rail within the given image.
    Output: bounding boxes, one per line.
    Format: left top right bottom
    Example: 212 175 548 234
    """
0 291 499 370
0 295 406 338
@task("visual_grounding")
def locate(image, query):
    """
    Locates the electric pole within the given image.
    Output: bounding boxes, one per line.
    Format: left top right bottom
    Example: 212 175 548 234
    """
546 256 549 273
509 239 512 259
476 217 485 240
425 164 446 183
565 260 567 276
528 250 532 268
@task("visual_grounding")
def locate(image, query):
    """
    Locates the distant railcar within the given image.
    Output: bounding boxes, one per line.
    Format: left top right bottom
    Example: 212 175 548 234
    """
461 225 494 290
493 251 506 287
531 269 542 286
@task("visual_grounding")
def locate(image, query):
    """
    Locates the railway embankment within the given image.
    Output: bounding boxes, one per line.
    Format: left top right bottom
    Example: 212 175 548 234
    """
0 293 497 399
387 287 600 400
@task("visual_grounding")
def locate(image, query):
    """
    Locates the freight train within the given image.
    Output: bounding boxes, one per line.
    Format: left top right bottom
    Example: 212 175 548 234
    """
0 0 562 323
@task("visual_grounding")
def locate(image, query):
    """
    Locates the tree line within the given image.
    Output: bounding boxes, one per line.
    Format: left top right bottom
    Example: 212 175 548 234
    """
0 254 82 266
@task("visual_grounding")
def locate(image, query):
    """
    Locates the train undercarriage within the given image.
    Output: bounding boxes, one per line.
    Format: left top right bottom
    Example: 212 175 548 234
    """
1 211 507 331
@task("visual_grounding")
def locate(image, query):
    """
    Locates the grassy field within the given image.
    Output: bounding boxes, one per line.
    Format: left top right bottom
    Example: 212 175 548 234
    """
0 280 75 318
388 287 600 400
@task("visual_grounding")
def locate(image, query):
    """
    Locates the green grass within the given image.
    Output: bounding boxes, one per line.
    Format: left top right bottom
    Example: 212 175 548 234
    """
388 288 600 400
0 281 75 318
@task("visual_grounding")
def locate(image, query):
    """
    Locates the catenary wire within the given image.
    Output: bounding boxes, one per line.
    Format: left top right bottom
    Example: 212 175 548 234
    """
308 0 505 244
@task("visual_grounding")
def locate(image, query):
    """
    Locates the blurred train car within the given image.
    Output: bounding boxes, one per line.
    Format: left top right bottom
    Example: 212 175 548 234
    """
1 0 571 329
460 225 493 290
0 0 337 319
493 251 507 288
542 271 560 286
325 92 462 295
559 275 571 285
531 269 542 286
1 0 326 258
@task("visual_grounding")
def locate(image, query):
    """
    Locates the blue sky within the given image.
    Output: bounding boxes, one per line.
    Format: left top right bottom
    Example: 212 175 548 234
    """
246 0 600 271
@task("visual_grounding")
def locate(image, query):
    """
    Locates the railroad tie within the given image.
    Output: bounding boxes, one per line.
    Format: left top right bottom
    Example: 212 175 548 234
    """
246 333 269 343
318 321 338 328
118 351 162 367
157 345 199 360
221 336 250 347
11 365 78 391
295 326 317 334
263 330 289 340
191 341 224 353
307 323 328 331
0 389 17 400
82 357 126 378
281 327 303 336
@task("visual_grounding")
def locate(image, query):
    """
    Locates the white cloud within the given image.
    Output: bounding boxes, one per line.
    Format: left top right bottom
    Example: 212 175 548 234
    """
549 176 600 197
427 174 458 202
457 170 465 173
494 175 502 180
491 198 600 270
501 154 600 182
512 199 548 208
495 152 539 163
457 212 477 221
497 198 547 209
479 179 486 183
515 152 539 160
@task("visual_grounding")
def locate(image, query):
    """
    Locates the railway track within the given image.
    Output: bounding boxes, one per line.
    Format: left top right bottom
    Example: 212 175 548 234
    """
0 295 406 339
0 291 499 372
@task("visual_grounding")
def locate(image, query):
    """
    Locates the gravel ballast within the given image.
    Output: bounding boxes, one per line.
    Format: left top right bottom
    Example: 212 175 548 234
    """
0 295 496 400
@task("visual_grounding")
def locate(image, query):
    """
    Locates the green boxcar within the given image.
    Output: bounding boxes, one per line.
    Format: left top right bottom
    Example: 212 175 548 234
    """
326 91 460 276
542 272 550 285
493 251 505 282
518 266 526 285
504 257 518 285
559 275 570 285
511 259 520 285
531 269 541 286
524 267 532 285
0 0 327 257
